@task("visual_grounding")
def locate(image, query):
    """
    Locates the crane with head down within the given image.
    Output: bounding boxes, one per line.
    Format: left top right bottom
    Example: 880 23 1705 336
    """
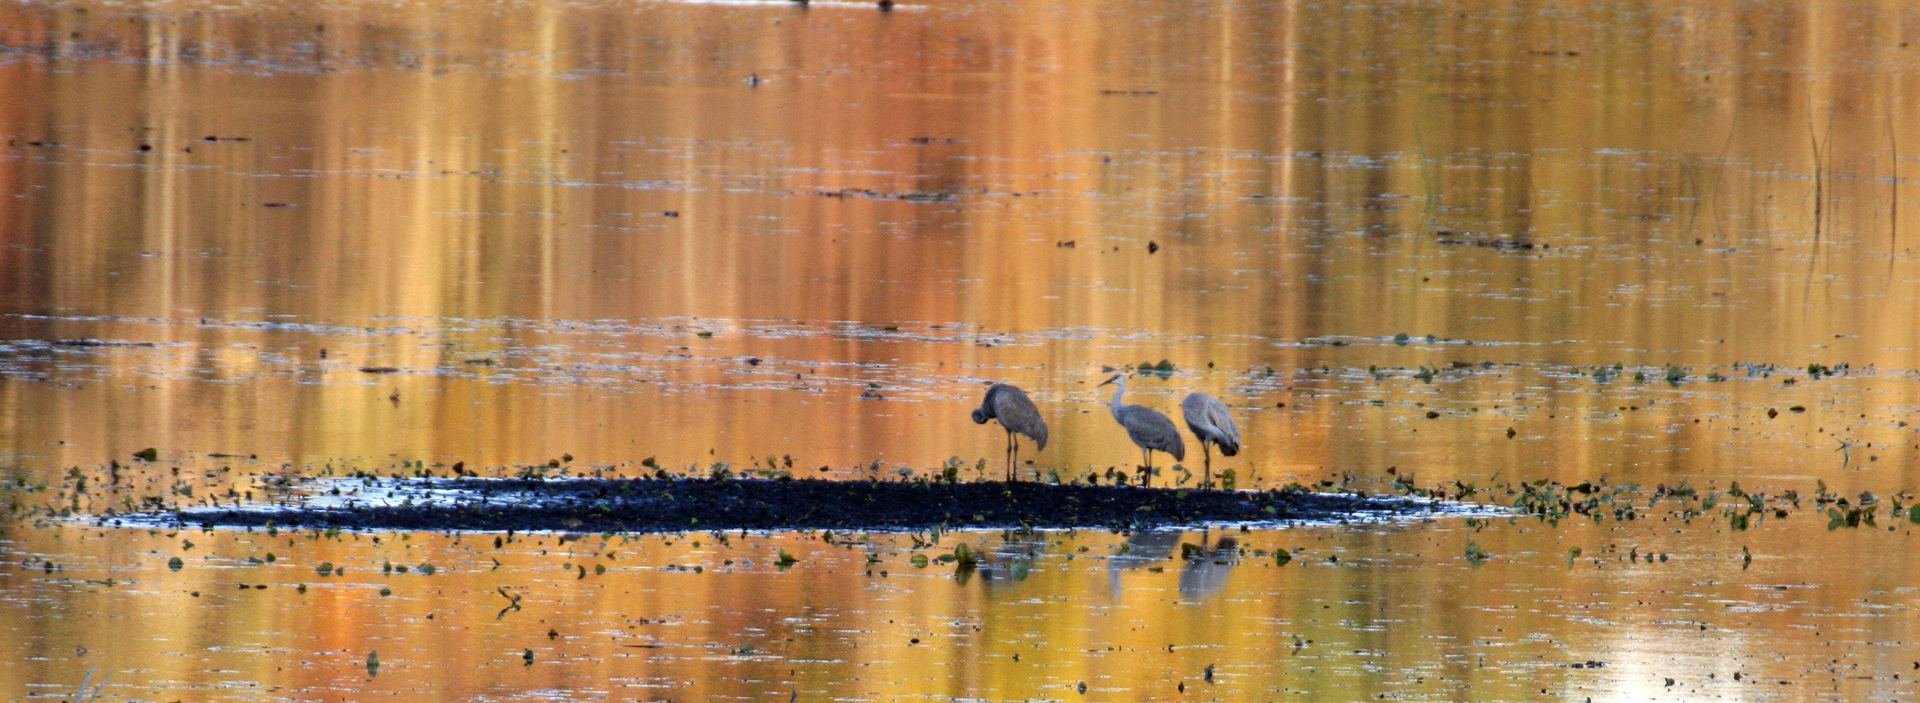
972 382 1048 481
1181 392 1241 485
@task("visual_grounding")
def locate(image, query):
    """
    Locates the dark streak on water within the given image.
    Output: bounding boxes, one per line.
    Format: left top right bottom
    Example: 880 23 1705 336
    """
151 477 1440 532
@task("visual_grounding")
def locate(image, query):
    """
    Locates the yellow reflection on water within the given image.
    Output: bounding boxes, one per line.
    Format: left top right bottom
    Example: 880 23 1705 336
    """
3 0 1920 489
3 516 1918 701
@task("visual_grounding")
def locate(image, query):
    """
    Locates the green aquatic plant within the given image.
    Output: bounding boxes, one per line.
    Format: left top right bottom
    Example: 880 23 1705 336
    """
1465 542 1491 564
952 543 979 569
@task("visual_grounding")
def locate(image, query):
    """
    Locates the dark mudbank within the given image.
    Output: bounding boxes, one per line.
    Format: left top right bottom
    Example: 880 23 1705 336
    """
172 477 1441 532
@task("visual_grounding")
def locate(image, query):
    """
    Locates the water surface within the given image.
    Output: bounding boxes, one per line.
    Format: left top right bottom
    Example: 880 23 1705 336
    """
4 0 1920 700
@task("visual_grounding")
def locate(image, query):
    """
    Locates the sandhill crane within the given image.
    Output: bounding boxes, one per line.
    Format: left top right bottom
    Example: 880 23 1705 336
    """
972 382 1048 481
1097 373 1184 485
1182 392 1241 485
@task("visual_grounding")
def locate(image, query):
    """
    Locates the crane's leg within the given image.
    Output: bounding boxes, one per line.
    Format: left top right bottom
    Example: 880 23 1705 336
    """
1140 448 1153 487
1005 430 1016 482
1203 443 1213 486
1011 434 1021 482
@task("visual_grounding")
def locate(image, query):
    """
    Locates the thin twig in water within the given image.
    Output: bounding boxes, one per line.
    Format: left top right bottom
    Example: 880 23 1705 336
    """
1809 109 1825 245
71 668 108 703
1888 77 1900 260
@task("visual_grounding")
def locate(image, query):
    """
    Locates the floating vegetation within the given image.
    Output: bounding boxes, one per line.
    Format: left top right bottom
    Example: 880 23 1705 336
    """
1135 359 1176 378
1464 542 1491 564
951 543 978 570
1807 363 1849 379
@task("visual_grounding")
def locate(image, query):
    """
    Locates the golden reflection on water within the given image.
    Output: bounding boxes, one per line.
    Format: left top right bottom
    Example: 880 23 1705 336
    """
6 0 1920 699
2 516 1918 701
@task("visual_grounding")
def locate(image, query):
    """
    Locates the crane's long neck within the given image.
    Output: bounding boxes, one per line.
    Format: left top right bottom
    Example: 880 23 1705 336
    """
1107 377 1127 421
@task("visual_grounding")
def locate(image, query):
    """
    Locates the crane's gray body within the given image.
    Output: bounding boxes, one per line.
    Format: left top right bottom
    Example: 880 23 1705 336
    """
973 382 1047 480
1182 392 1240 456
1114 405 1185 460
973 383 1048 449
1098 375 1186 477
1182 391 1240 482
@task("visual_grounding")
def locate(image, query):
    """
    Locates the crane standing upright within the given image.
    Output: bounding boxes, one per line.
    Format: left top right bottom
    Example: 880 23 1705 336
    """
1097 373 1185 486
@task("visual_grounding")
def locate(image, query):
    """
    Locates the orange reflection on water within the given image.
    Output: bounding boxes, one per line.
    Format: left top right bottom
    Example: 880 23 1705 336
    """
6 0 1920 699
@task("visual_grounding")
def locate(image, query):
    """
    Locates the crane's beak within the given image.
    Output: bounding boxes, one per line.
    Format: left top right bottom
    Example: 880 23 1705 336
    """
1097 375 1119 387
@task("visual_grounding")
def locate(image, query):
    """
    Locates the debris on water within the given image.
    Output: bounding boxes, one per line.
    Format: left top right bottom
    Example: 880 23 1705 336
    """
1434 229 1541 251
358 367 400 374
133 448 158 462
496 587 523 619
